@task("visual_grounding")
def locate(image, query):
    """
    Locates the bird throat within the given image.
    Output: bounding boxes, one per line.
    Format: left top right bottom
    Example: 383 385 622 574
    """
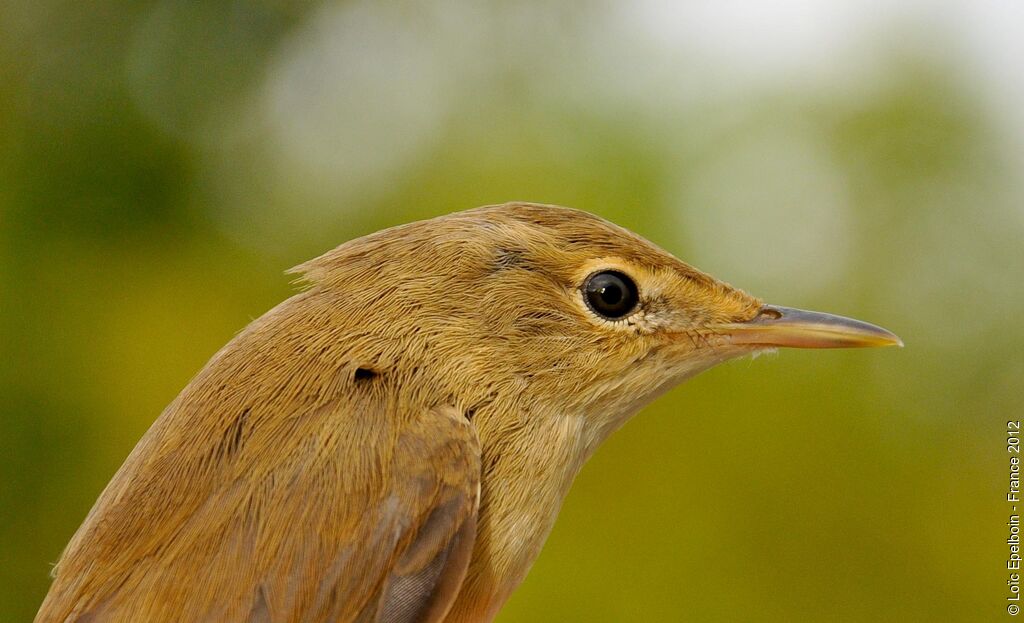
445 411 592 621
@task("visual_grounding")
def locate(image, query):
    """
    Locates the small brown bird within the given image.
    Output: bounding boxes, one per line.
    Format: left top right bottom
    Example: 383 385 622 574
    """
36 203 900 622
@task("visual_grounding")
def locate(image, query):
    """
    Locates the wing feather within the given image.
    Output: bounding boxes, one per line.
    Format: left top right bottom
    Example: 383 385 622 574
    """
36 390 480 623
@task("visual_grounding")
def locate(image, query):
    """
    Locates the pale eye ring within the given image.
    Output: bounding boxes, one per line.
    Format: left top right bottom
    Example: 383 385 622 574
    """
583 271 639 319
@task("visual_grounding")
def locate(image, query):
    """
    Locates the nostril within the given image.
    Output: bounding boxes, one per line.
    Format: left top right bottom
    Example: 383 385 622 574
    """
758 307 783 321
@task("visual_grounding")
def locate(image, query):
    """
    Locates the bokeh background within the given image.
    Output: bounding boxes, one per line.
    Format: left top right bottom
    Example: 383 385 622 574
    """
2 1 1021 621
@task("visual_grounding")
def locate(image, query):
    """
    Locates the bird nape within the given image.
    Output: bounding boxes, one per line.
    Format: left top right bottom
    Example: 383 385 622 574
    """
36 202 901 623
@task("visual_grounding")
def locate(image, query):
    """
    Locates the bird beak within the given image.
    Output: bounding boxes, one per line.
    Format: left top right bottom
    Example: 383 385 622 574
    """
716 305 903 349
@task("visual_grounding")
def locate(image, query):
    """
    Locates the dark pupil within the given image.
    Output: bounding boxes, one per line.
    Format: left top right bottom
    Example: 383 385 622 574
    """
599 283 622 306
585 271 638 318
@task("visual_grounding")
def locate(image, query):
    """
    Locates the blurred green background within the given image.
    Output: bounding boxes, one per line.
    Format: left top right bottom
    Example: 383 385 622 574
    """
1 1 1020 621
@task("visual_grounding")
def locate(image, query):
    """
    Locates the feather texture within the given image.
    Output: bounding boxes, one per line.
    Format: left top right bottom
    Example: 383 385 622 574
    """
37 283 481 622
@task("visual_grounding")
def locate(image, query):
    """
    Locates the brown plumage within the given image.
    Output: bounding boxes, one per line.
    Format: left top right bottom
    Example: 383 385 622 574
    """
36 202 900 622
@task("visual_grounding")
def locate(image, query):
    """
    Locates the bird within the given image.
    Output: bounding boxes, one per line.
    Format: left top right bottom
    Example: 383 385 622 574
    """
36 202 901 623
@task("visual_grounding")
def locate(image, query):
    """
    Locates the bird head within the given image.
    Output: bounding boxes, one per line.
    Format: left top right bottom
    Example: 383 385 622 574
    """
294 202 900 450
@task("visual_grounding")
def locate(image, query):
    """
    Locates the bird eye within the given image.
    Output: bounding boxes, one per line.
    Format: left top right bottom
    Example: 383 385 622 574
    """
583 271 639 319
